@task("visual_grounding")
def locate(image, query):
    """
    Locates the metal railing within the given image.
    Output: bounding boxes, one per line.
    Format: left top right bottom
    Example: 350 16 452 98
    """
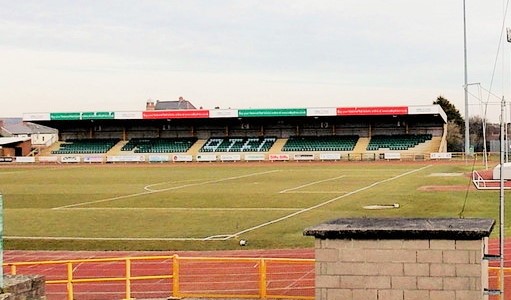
5 255 315 300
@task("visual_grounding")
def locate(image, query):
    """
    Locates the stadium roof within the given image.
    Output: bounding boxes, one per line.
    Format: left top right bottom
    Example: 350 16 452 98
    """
22 105 447 123
0 137 31 146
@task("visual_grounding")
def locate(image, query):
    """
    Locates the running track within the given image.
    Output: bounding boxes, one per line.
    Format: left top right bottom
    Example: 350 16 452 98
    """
5 239 511 300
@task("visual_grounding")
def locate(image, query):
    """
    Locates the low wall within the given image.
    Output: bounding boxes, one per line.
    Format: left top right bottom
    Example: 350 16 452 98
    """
304 218 494 300
0 275 45 300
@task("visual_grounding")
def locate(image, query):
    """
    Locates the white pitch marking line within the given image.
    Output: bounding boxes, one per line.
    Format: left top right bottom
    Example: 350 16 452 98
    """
52 169 281 209
144 178 206 192
281 191 348 194
4 236 209 241
223 165 433 240
279 175 346 193
58 207 302 211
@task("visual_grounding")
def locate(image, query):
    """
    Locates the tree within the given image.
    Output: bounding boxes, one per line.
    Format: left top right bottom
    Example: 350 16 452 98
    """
469 115 487 152
433 96 464 129
433 96 465 152
446 121 463 152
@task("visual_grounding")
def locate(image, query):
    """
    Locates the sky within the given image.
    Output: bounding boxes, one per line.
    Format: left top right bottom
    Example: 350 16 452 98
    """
1 1 510 122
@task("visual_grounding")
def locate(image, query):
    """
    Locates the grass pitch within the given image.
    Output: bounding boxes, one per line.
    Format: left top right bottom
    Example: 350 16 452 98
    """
0 161 503 251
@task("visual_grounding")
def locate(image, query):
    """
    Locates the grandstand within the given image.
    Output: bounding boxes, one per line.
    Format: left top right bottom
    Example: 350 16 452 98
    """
122 137 198 153
200 137 276 152
282 135 359 152
21 105 447 161
51 138 119 154
366 134 432 151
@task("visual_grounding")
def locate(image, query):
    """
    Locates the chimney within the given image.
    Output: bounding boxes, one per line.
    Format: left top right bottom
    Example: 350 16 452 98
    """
146 99 155 111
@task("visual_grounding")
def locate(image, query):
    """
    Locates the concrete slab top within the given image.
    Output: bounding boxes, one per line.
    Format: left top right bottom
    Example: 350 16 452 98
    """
304 217 495 240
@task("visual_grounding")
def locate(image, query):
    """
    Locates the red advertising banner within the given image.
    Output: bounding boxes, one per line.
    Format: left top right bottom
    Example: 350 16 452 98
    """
143 110 210 119
337 106 408 116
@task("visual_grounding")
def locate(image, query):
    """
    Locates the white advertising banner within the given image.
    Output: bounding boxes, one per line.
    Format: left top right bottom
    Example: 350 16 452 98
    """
15 157 36 163
172 155 193 162
408 105 438 115
430 152 452 159
107 155 145 163
196 154 217 162
61 156 81 163
306 107 337 116
384 152 401 160
83 156 105 163
294 154 315 161
319 153 341 161
22 112 51 121
209 109 238 118
244 154 266 161
114 111 143 120
220 154 241 162
38 156 59 163
269 154 290 161
149 155 170 162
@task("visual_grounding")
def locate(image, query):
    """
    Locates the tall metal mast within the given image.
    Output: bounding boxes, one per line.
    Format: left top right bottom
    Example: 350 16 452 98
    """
463 0 470 156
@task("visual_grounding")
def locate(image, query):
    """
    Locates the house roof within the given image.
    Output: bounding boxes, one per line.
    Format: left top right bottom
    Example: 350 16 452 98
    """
1 121 57 135
0 137 31 146
154 100 196 110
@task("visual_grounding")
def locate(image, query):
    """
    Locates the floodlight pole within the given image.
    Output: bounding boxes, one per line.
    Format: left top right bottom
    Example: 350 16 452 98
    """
499 97 505 299
0 194 3 289
463 0 470 158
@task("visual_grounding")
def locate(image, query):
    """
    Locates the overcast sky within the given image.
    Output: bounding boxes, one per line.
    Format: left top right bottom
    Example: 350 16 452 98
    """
1 1 510 121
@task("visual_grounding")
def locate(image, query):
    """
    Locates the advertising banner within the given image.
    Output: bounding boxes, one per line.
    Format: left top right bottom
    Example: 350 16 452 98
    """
196 154 217 162
143 110 209 119
430 153 452 159
172 155 193 162
319 153 341 161
15 157 36 163
384 152 401 160
106 156 145 163
408 106 438 115
306 108 337 117
0 157 14 163
209 109 238 118
83 156 105 163
244 154 266 161
81 112 114 120
238 108 307 117
269 154 290 161
114 111 143 120
148 155 170 162
22 113 51 121
50 112 82 121
220 154 241 162
337 106 408 116
60 156 81 163
294 154 315 161
38 156 59 163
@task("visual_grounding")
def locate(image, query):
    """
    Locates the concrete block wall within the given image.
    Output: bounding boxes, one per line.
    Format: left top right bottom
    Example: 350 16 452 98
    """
315 238 486 300
304 218 495 300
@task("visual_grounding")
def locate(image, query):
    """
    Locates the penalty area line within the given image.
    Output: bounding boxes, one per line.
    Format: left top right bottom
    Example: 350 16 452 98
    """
279 175 346 193
223 165 433 240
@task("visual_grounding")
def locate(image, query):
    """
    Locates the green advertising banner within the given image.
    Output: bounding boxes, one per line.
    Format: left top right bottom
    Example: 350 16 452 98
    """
50 112 114 120
82 112 115 120
50 112 82 120
238 108 307 117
